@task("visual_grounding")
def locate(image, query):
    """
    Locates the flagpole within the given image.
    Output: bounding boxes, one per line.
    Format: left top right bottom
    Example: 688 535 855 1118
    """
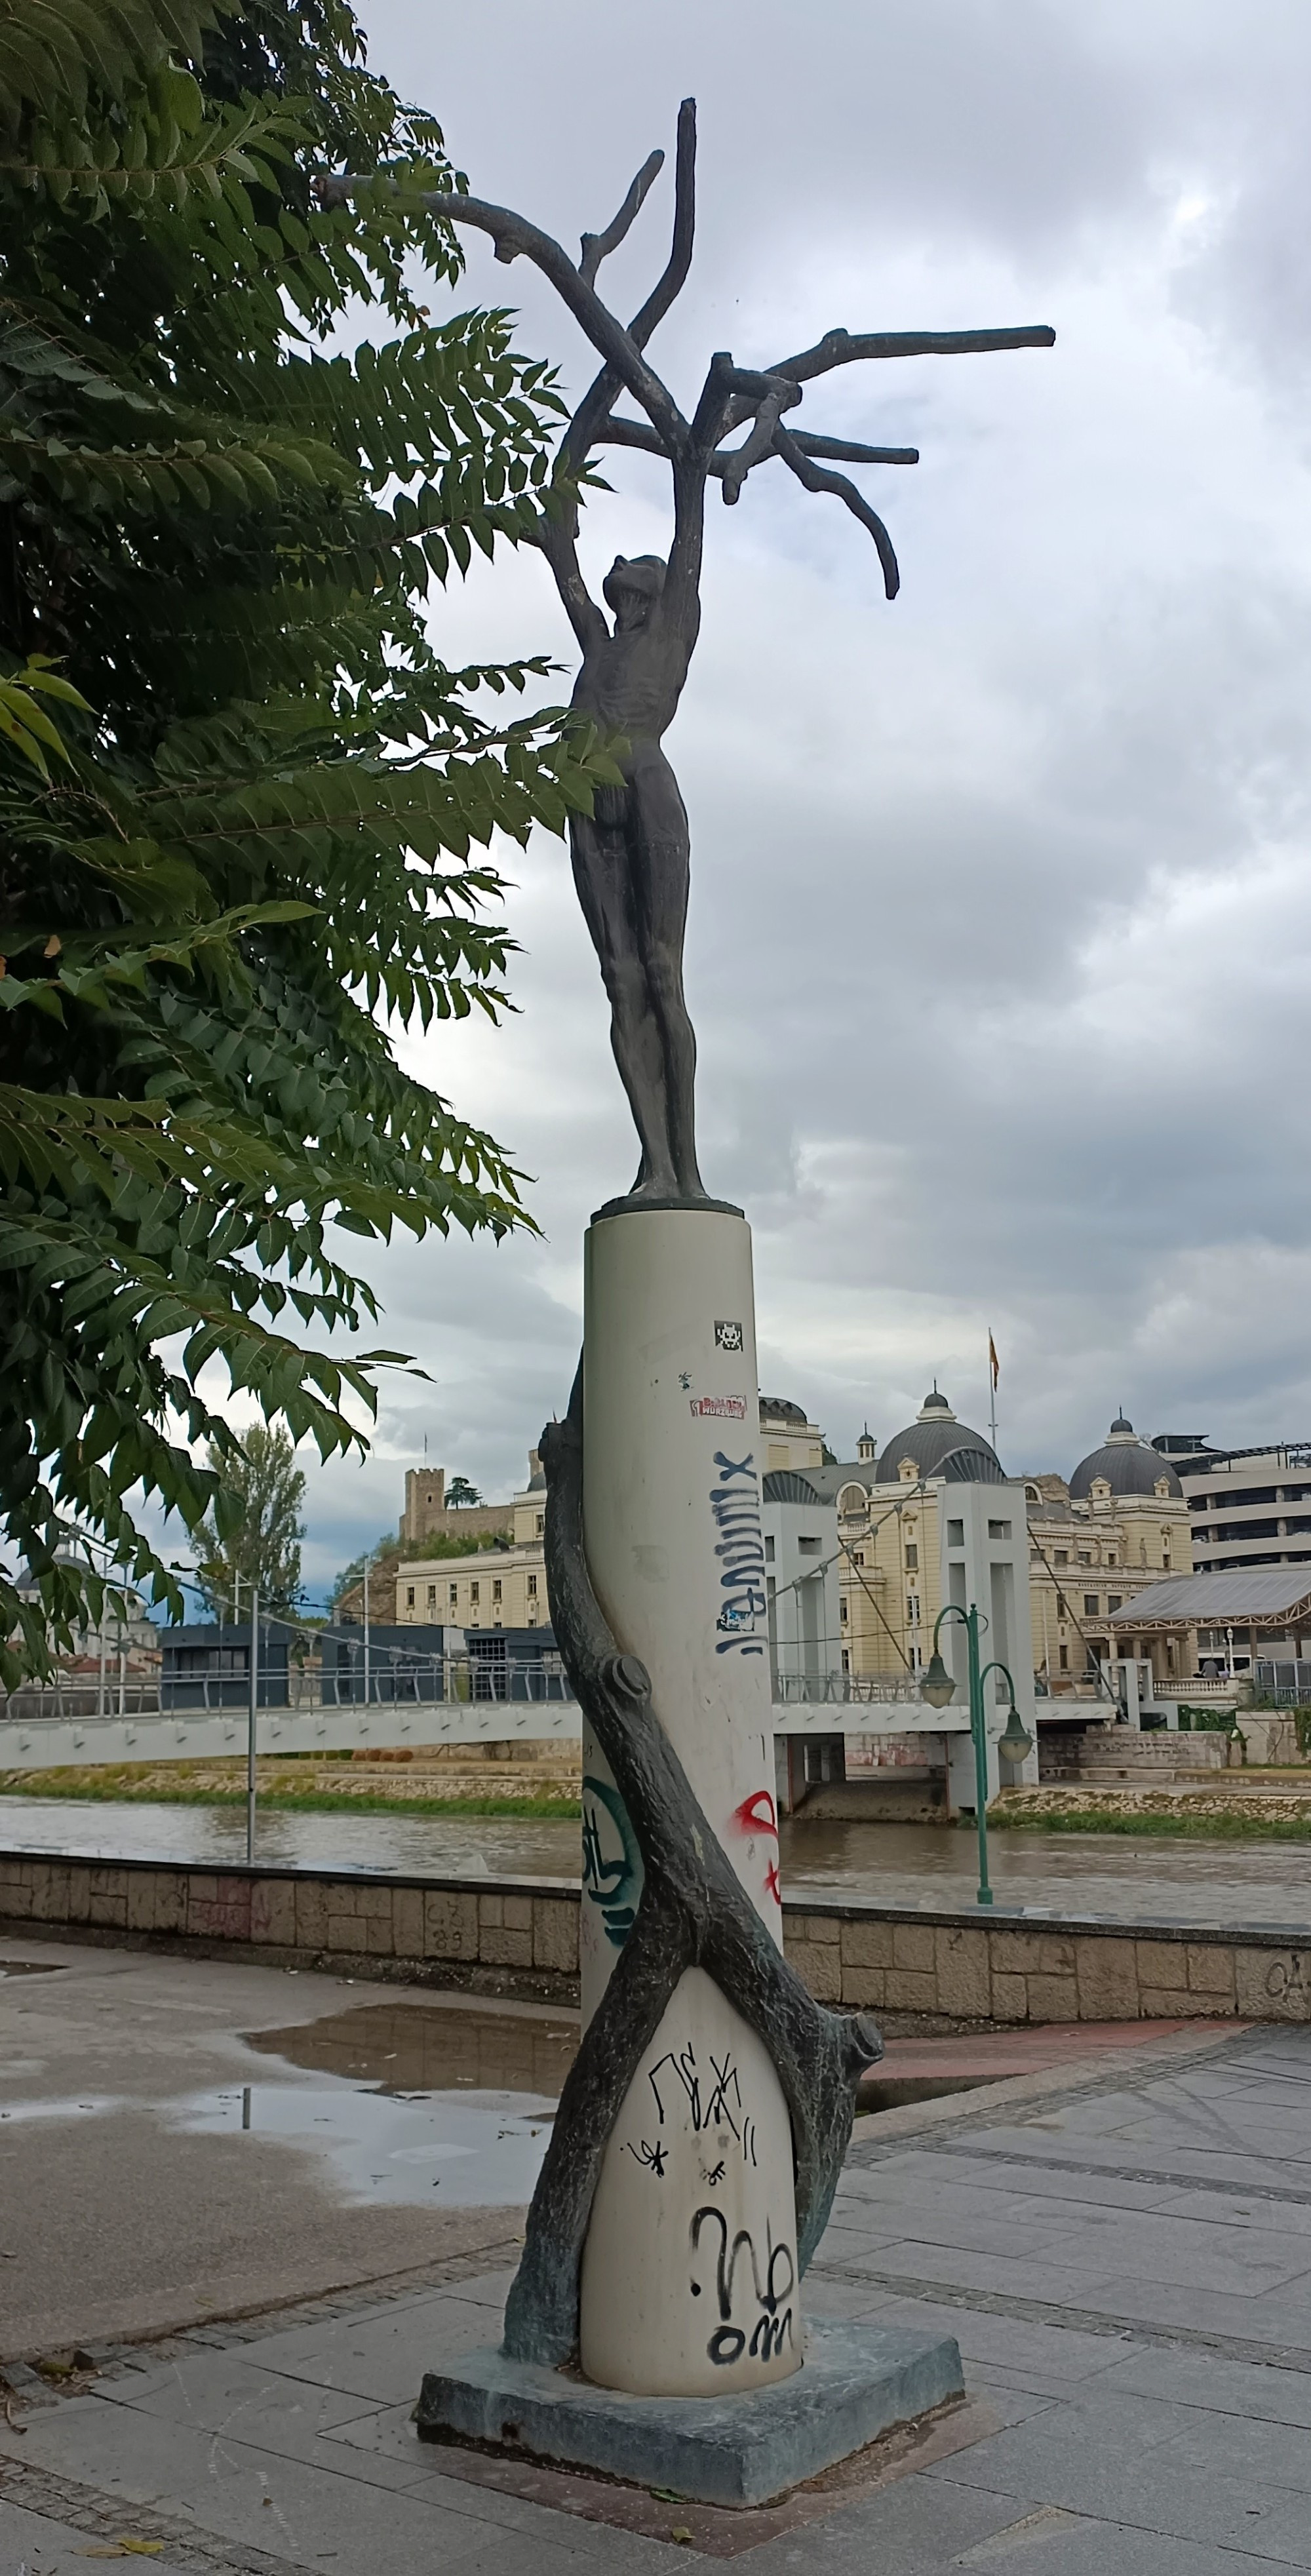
988 1330 999 1454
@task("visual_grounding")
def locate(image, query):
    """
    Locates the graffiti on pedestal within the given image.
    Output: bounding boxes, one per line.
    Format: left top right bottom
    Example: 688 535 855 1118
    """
690 2205 796 2367
709 1449 767 1657
581 1772 642 1949
731 1786 783 1912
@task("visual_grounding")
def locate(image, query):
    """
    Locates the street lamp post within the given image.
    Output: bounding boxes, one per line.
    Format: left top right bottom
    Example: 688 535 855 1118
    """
921 1604 1033 1907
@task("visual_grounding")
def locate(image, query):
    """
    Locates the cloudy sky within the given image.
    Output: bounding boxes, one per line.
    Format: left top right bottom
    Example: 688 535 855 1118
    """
280 0 1311 1601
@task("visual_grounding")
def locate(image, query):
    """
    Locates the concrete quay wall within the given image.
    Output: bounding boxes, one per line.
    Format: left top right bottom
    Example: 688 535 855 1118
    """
1 1848 1309 2024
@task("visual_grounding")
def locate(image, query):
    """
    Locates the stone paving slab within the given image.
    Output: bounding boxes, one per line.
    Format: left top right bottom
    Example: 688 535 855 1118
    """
5 2011 1311 2569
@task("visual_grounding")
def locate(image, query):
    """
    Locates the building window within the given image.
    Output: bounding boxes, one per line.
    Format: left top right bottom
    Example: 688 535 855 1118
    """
492 1578 503 1603
1054 1550 1068 1567
1084 1594 1099 1616
905 1542 918 1571
840 1597 848 1622
854 1550 865 1567
947 1519 964 1548
1059 1643 1068 1671
449 1582 458 1607
907 1593 919 1625
1057 1593 1068 1617
536 1514 544 1536
988 1519 1011 1540
427 1584 437 1608
406 1586 415 1609
1107 1594 1122 1613
527 1573 538 1598
1077 1550 1091 1565
1106 1553 1117 1567
765 1534 775 1562
470 1582 480 1603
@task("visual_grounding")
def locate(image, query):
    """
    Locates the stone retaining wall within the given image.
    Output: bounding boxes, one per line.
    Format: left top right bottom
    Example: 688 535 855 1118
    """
2 1849 1308 2023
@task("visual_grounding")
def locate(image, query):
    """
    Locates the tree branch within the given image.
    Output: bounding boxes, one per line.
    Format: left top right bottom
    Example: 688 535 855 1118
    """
725 322 1055 430
559 98 697 486
720 373 801 504
627 96 696 350
775 424 902 599
318 172 689 458
579 148 664 287
598 414 919 471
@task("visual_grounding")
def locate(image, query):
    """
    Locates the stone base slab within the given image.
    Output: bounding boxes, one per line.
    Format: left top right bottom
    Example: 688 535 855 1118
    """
414 2318 964 2509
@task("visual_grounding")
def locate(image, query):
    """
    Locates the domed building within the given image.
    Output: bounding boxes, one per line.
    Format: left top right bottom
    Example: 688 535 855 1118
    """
1069 1415 1182 1504
875 1389 1004 1487
759 1395 827 1474
1021 1412 1193 1696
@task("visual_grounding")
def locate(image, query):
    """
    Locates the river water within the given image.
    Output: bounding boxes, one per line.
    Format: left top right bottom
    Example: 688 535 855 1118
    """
3 1796 1310 1926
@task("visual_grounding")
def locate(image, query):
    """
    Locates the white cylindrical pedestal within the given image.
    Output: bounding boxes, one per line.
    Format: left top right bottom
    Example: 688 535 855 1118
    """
576 1207 800 2398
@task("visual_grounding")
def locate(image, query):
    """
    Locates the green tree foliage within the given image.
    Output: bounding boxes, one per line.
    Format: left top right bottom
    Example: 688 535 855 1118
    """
0 0 614 1683
195 1419 304 1614
444 1472 481 1506
329 1518 502 1612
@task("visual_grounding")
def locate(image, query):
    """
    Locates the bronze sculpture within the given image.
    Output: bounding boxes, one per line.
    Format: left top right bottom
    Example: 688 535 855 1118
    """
327 107 1053 2381
328 102 1051 1207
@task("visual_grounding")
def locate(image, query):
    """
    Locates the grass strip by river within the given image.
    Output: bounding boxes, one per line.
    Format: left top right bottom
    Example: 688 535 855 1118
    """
993 1785 1311 1839
7 1763 1311 1837
0 1761 580 1820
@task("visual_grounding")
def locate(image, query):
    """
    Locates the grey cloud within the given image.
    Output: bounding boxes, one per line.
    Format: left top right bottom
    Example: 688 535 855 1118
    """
274 0 1311 1574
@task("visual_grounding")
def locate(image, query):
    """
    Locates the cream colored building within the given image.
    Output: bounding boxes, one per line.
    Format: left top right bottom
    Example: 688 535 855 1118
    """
394 1460 548 1635
802 1390 1006 1683
1025 1415 1194 1694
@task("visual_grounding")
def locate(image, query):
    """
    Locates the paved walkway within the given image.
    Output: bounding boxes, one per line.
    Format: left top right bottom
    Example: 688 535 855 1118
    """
5 2004 1311 2570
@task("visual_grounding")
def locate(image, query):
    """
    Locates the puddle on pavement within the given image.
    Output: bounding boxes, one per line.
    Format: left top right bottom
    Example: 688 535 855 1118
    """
242 1998 577 2099
0 1959 65 1978
166 2000 582 2209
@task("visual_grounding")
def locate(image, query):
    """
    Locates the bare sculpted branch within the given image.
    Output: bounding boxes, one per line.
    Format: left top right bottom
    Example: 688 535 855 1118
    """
599 414 921 471
579 147 664 287
320 102 1050 1188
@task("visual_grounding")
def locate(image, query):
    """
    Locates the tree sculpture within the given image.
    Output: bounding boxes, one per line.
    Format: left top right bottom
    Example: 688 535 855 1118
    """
332 99 1051 1204
328 104 1053 2404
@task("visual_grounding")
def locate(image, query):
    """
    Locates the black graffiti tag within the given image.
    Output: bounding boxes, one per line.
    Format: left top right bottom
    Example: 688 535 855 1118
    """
690 2206 796 2366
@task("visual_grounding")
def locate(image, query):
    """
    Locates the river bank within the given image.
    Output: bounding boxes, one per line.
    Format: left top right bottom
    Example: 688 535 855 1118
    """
10 1793 1311 1924
0 1758 579 1818
9 1759 1311 1839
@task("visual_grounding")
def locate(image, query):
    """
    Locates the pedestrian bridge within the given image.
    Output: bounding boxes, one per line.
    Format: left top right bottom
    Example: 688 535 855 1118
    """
0 1669 962 1771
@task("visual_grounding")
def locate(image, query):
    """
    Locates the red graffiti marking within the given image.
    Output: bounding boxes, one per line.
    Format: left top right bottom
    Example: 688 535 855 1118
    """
732 1789 778 1839
764 1860 782 1907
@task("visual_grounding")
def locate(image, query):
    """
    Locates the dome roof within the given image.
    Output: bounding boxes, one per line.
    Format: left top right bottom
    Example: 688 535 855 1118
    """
875 1390 1002 1485
760 1395 808 1426
1069 1413 1183 1500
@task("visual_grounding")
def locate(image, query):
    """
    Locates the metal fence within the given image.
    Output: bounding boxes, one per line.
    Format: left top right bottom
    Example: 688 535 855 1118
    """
0 1683 162 1723
1 1658 577 1725
1253 1658 1311 1706
771 1669 933 1707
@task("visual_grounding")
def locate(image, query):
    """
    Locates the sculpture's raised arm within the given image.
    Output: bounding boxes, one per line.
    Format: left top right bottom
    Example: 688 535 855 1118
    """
561 98 697 484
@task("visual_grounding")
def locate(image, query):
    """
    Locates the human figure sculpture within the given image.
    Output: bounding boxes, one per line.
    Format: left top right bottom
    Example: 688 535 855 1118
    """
324 100 1051 1207
566 543 702 1200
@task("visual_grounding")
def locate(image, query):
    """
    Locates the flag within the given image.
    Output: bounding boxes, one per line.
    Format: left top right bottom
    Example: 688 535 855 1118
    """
988 1331 1000 1392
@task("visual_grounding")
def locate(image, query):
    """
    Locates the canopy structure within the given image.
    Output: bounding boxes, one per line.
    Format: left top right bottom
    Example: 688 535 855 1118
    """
1107 1572 1311 1635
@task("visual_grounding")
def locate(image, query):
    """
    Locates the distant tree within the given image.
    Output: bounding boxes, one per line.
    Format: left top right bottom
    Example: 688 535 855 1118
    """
328 1530 397 1610
196 1424 305 1616
446 1474 482 1508
407 1525 501 1559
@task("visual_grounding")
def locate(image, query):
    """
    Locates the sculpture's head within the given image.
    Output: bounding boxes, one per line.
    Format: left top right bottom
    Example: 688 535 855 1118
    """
603 553 666 630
